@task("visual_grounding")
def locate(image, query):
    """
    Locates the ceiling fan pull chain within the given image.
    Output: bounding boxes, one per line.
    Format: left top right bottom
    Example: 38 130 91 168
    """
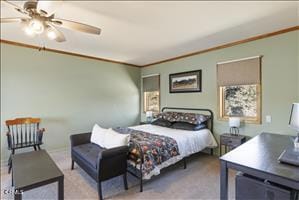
37 35 46 51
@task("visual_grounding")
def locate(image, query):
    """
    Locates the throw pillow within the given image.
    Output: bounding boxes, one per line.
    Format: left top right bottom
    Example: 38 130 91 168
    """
90 124 107 147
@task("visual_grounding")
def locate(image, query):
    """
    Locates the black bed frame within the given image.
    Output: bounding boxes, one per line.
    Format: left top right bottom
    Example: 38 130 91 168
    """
127 107 215 192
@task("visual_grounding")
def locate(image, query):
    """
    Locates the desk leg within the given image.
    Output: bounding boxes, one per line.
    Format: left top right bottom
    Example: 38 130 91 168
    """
220 160 228 200
220 144 222 156
14 191 22 200
58 177 64 200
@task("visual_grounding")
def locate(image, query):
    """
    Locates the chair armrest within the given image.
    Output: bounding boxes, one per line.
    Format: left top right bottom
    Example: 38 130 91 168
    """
97 145 129 180
70 132 91 147
99 145 129 160
37 128 45 143
38 128 45 133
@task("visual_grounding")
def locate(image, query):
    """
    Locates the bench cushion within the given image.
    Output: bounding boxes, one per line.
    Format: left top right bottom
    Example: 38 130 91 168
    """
72 143 105 169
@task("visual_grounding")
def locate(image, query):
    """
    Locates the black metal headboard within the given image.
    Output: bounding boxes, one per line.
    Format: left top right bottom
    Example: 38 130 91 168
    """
161 107 214 134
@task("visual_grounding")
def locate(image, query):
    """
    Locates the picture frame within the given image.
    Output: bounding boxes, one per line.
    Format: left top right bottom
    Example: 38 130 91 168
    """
169 70 202 93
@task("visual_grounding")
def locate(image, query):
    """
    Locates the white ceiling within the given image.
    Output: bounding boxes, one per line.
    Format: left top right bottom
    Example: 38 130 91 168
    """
1 1 298 66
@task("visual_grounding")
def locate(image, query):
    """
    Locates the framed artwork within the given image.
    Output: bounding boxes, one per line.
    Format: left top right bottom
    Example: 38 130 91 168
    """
169 70 202 93
219 84 261 123
144 91 160 113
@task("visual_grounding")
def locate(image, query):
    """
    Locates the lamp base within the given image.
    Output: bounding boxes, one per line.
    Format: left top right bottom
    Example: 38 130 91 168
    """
230 127 239 136
146 117 152 123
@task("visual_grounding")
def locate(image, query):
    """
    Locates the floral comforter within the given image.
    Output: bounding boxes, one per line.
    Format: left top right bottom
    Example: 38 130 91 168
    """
114 127 180 178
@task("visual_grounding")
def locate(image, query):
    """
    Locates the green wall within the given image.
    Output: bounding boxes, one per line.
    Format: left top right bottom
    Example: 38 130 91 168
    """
297 30 299 101
1 43 141 163
1 30 298 162
141 31 299 146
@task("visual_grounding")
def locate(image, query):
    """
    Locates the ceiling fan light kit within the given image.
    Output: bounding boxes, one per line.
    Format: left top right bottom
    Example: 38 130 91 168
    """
1 0 102 43
47 27 57 40
28 19 44 34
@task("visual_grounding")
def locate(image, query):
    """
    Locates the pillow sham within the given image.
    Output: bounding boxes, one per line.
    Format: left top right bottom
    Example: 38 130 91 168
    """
157 111 210 125
175 112 210 125
171 122 207 131
156 112 175 121
151 118 172 127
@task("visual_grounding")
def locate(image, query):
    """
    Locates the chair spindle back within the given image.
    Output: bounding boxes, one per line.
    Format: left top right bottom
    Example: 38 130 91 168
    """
6 118 41 149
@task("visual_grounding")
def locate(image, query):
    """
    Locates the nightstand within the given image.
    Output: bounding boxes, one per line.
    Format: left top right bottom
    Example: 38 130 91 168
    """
140 121 150 125
220 133 246 156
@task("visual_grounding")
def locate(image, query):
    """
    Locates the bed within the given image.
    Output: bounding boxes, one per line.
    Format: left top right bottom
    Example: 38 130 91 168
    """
114 107 217 192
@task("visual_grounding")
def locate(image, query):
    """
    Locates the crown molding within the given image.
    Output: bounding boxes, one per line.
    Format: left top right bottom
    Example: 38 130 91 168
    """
1 26 298 68
0 39 141 68
142 26 299 67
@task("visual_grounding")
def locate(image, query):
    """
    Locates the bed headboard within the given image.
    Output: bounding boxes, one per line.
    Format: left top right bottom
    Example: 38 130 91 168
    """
161 107 214 134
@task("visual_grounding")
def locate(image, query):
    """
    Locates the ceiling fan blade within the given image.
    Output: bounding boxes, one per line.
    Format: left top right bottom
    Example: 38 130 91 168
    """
52 18 101 35
2 0 28 15
0 17 25 23
47 24 66 42
37 0 63 16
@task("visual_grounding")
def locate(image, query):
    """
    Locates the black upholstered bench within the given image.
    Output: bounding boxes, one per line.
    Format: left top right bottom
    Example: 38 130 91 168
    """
70 132 129 200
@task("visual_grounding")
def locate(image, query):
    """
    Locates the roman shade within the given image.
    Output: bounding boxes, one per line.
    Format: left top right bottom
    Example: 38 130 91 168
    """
217 56 261 86
143 74 160 92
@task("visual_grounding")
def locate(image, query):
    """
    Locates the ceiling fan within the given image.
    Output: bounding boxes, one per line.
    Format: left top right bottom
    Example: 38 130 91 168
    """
0 0 101 42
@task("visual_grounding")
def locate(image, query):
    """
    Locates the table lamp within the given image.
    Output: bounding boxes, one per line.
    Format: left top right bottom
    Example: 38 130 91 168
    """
289 103 299 148
229 117 240 135
146 111 153 123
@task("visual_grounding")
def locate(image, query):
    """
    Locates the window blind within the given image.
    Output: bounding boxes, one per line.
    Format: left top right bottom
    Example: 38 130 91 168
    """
217 56 261 86
143 75 160 92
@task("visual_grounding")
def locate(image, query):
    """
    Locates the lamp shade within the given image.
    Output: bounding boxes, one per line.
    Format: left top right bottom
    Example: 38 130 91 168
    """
146 111 153 118
289 103 299 131
229 117 240 128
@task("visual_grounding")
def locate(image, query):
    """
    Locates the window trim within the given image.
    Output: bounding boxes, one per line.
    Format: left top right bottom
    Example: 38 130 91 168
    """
218 84 261 124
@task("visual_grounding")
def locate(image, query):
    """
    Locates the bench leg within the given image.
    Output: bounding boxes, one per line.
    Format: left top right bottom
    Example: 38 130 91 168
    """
71 160 74 170
123 173 128 190
37 145 41 150
97 182 103 200
183 158 187 169
33 145 37 151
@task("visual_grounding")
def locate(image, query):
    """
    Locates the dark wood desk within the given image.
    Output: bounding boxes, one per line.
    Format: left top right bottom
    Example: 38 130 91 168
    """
12 150 64 200
220 132 299 200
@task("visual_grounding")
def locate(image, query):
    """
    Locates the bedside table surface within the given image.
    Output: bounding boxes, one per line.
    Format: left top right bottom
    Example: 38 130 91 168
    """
221 133 246 139
140 121 150 125
220 133 247 156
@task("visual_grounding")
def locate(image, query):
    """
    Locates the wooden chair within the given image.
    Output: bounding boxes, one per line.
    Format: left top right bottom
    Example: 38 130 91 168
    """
6 117 45 173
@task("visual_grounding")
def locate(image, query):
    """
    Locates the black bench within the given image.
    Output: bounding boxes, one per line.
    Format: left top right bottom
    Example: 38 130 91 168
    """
70 132 129 200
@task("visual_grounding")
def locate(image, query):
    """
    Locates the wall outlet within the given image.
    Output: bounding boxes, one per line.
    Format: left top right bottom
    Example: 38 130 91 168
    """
266 115 272 123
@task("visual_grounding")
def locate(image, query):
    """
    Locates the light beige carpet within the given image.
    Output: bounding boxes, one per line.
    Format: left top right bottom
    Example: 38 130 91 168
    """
1 150 236 200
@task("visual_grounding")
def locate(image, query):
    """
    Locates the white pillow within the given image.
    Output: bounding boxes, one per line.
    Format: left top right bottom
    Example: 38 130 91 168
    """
103 128 130 149
90 124 107 147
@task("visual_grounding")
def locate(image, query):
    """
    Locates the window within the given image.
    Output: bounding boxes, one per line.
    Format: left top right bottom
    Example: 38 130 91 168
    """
217 56 262 123
142 75 160 113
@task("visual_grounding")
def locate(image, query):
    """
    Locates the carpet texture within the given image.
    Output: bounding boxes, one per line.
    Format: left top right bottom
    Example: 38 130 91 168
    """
1 150 236 199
